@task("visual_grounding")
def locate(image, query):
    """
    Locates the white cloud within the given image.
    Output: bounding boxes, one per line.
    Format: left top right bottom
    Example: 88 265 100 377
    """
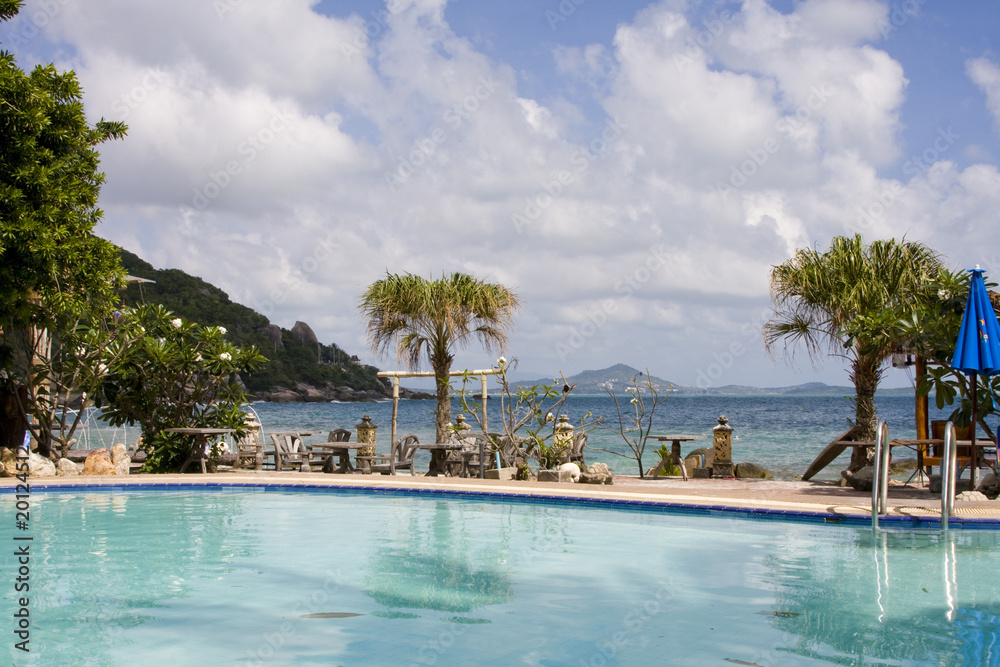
9 0 1000 388
968 57 1000 133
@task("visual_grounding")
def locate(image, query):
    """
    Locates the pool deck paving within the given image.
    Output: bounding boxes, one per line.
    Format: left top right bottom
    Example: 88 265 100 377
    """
6 470 1000 524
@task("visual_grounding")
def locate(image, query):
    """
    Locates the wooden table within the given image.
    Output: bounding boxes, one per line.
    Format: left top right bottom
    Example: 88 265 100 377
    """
649 435 707 479
414 443 468 476
307 443 369 473
165 428 236 473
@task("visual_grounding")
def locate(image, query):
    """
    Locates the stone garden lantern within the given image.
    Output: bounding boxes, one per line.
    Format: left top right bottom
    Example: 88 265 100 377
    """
355 414 377 469
553 414 575 453
712 415 734 478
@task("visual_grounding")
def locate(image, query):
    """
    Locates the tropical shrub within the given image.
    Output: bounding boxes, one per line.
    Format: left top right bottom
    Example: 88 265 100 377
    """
100 304 266 472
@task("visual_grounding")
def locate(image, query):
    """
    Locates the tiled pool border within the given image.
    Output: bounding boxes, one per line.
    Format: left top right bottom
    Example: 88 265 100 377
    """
5 479 999 529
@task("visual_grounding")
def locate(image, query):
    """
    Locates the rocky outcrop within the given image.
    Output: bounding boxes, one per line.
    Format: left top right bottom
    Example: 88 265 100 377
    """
0 447 15 476
57 458 81 476
251 382 433 403
83 448 116 475
259 324 284 350
290 321 319 346
735 462 773 479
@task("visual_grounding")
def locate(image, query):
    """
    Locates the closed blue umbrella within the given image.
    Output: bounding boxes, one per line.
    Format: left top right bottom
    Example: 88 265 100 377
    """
951 267 1000 481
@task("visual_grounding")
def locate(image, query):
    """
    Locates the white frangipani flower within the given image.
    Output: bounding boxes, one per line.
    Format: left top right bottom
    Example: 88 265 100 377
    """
171 318 182 328
219 352 232 361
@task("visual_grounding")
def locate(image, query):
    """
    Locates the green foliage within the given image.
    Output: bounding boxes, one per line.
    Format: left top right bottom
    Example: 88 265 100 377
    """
764 235 943 445
455 358 599 472
359 272 520 444
118 248 387 395
100 304 266 472
594 369 669 477
0 4 129 449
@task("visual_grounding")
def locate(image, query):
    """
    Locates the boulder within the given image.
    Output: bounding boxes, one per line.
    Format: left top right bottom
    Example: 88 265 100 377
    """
684 448 713 472
290 321 319 346
735 462 773 479
0 447 15 477
111 444 129 465
83 448 116 475
580 462 614 485
28 452 56 477
841 465 873 492
978 472 998 498
259 324 284 350
57 458 81 476
558 462 581 482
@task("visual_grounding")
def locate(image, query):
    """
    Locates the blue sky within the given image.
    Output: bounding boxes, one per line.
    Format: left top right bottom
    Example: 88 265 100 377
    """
4 0 1000 390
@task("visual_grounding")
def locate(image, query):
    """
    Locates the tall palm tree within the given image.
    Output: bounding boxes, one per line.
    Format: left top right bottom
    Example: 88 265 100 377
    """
359 272 520 444
763 235 942 470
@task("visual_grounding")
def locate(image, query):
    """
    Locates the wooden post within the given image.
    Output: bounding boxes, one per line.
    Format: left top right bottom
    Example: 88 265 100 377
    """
481 374 488 434
915 355 928 440
391 377 399 449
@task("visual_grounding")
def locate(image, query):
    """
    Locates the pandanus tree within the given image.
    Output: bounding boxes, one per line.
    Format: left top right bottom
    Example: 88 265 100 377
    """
763 235 942 470
359 273 520 444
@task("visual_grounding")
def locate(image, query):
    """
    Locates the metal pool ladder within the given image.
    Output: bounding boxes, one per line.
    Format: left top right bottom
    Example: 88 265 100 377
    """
871 420 890 530
871 420 958 531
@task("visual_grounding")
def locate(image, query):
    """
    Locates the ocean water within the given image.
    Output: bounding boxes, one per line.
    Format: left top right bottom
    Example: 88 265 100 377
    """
240 393 961 480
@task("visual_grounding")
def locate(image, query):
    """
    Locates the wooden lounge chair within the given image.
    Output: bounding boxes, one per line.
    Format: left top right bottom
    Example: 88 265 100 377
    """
457 433 492 478
270 433 312 471
563 432 587 468
359 434 419 475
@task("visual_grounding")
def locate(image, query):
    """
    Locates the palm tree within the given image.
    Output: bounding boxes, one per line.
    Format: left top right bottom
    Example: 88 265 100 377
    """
763 235 942 470
359 272 520 444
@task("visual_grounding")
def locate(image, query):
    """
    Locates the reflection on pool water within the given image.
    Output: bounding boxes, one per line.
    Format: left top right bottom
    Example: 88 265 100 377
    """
3 488 1000 665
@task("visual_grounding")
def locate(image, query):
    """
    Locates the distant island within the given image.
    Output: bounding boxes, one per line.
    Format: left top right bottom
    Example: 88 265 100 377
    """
510 363 915 397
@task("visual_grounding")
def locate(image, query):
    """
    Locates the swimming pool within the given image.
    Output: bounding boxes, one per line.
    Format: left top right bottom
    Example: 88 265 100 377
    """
3 486 1000 665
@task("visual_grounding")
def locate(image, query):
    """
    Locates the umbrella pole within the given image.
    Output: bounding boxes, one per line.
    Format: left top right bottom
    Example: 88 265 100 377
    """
971 372 979 488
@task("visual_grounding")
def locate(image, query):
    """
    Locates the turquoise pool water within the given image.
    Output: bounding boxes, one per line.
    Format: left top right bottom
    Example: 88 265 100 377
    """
3 488 1000 665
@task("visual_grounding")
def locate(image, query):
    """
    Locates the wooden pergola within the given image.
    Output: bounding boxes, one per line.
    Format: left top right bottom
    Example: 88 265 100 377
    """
377 368 501 447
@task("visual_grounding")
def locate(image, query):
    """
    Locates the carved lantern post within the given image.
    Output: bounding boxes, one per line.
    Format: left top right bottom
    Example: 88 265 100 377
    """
553 414 575 461
712 415 735 478
355 414 377 473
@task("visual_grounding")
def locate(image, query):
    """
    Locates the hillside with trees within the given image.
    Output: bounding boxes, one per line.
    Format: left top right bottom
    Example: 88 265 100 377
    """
118 249 404 401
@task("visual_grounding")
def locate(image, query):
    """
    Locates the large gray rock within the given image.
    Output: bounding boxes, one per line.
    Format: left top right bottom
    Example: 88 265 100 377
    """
290 321 319 346
978 472 998 498
684 447 713 471
842 465 874 492
57 458 81 476
28 452 56 477
735 462 773 479
956 490 990 502
259 324 284 350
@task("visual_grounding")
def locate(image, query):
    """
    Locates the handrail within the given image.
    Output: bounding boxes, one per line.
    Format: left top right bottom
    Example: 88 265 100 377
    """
941 421 957 530
871 421 890 530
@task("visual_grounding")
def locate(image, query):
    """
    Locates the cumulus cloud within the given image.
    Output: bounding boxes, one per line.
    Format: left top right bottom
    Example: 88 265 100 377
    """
968 57 1000 133
7 0 999 387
